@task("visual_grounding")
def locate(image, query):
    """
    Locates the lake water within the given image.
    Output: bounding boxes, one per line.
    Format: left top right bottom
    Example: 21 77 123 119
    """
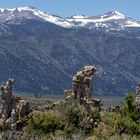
44 95 125 106
95 96 125 106
22 94 126 107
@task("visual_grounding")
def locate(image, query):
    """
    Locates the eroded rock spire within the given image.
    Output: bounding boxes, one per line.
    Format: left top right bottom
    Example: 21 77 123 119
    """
64 65 97 104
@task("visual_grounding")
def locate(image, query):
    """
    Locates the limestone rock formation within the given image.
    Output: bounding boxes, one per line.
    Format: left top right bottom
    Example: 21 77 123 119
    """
0 79 32 130
16 99 32 120
72 66 96 100
136 83 140 106
0 78 14 120
64 89 74 99
64 65 101 106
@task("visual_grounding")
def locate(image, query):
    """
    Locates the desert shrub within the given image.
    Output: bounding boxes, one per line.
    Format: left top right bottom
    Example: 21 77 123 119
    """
107 134 140 140
96 92 140 138
122 92 135 117
101 112 115 125
92 122 108 139
27 111 64 135
66 107 80 127
92 112 140 139
105 93 140 136
55 99 101 134
91 108 101 124
54 99 82 127
112 115 140 135
125 92 134 111
86 134 140 140
78 107 101 134
120 92 140 122
54 99 79 118
92 111 117 139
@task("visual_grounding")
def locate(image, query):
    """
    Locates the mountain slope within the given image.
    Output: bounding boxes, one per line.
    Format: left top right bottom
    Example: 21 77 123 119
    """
0 7 140 96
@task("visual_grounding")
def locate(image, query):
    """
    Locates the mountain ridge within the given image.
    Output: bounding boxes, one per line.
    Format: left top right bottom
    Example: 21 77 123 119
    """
0 6 140 28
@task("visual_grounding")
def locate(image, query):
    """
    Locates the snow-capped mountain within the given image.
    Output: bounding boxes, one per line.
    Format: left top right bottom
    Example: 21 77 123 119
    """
0 6 73 27
0 7 140 29
0 6 140 96
66 11 140 29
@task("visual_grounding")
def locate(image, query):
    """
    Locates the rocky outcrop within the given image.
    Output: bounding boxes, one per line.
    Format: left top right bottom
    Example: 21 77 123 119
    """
64 66 101 106
136 83 140 106
16 99 32 120
72 66 96 100
64 89 74 99
0 79 32 130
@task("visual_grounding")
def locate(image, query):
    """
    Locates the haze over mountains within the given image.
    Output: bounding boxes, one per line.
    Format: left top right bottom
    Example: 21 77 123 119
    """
0 6 140 96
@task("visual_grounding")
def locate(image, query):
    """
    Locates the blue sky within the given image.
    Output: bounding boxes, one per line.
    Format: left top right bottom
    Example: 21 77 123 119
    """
0 0 140 19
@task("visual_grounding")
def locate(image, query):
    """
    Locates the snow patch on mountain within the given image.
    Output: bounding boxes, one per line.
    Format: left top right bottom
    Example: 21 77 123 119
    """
125 20 140 27
101 11 125 19
69 15 88 19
